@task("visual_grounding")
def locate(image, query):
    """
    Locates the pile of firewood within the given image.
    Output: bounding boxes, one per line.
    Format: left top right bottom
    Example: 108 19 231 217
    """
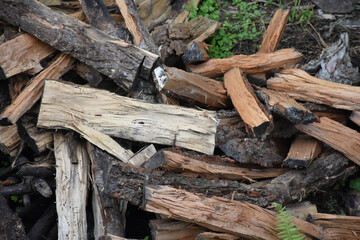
0 0 360 239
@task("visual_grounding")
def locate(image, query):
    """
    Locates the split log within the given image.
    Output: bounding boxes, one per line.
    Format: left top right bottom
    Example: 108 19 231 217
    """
129 144 156 166
0 124 21 157
116 0 159 54
146 148 288 181
153 66 230 109
138 0 177 30
188 48 301 78
0 53 75 125
263 151 358 204
350 111 360 126
0 33 54 79
79 0 129 40
224 68 272 136
89 143 280 207
9 75 29 101
197 232 239 240
182 41 210 64
38 80 217 155
256 87 316 124
267 68 360 111
296 117 360 166
284 134 321 169
142 185 326 240
54 132 89 240
173 0 201 23
17 115 53 154
311 213 360 239
0 0 159 89
149 219 207 240
286 201 318 220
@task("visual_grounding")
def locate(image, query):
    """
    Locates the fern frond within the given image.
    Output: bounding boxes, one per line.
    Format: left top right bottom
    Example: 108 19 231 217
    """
272 203 307 240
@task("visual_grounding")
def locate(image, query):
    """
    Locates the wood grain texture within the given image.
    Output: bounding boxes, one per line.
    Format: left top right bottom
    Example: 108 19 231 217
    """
224 68 272 136
188 48 301 78
0 124 20 156
267 68 360 111
38 80 217 154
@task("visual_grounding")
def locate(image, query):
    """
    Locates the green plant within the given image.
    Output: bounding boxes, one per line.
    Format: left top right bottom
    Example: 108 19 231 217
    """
272 203 306 240
288 0 313 26
185 0 263 58
349 177 360 192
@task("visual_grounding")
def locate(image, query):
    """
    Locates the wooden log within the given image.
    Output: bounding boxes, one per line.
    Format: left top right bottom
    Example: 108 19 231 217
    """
197 232 239 240
116 0 159 54
128 144 156 166
153 66 230 109
89 143 280 207
79 0 129 39
142 185 326 240
172 0 201 24
0 53 75 125
267 68 360 111
38 80 217 155
75 63 104 87
182 41 210 64
311 213 360 239
0 33 54 80
258 9 289 53
0 124 20 156
284 134 321 169
17 115 53 154
350 111 360 126
296 117 360 166
286 201 318 221
27 203 57 240
9 75 29 101
256 87 316 124
146 148 288 181
224 68 272 136
54 132 89 240
188 48 301 78
149 219 207 240
0 0 159 89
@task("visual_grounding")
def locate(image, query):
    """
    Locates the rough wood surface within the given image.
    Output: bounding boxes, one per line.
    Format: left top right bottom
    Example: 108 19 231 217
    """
350 111 360 126
0 0 159 89
54 132 89 240
143 185 325 240
0 53 75 125
128 144 156 166
149 219 206 240
296 117 360 166
188 48 301 78
256 87 316 124
224 68 272 136
0 124 20 157
17 115 53 154
116 0 159 54
173 0 201 23
154 66 230 109
267 68 360 111
38 80 217 155
258 9 289 53
0 33 54 79
197 232 239 240
147 148 288 181
182 41 210 64
284 134 321 169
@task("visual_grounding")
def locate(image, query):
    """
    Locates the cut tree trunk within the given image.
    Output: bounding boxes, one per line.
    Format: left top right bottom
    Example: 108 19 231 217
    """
0 53 75 125
0 0 159 90
154 66 230 109
0 33 54 79
54 132 89 240
256 87 316 124
38 80 217 155
296 117 360 166
224 68 272 136
146 148 288 181
284 134 321 169
188 48 301 78
267 68 360 111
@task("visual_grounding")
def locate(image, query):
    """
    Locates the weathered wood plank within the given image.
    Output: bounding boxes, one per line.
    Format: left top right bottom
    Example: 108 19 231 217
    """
38 80 217 155
0 0 159 89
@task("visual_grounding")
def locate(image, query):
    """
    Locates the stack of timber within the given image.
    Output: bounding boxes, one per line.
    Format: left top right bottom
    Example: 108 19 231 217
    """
0 1 359 240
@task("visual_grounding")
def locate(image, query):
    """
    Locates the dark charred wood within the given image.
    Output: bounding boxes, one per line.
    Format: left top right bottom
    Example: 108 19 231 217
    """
0 0 159 90
75 63 104 87
182 41 209 64
28 203 57 240
16 165 55 179
0 176 53 197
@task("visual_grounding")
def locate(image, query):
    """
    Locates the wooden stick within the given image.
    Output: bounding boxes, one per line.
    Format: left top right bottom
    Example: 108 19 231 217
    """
267 68 360 111
296 117 360 166
224 68 272 136
153 66 230 109
54 132 88 240
0 33 54 79
256 87 316 124
0 0 159 89
37 80 217 155
188 48 301 78
0 53 75 125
